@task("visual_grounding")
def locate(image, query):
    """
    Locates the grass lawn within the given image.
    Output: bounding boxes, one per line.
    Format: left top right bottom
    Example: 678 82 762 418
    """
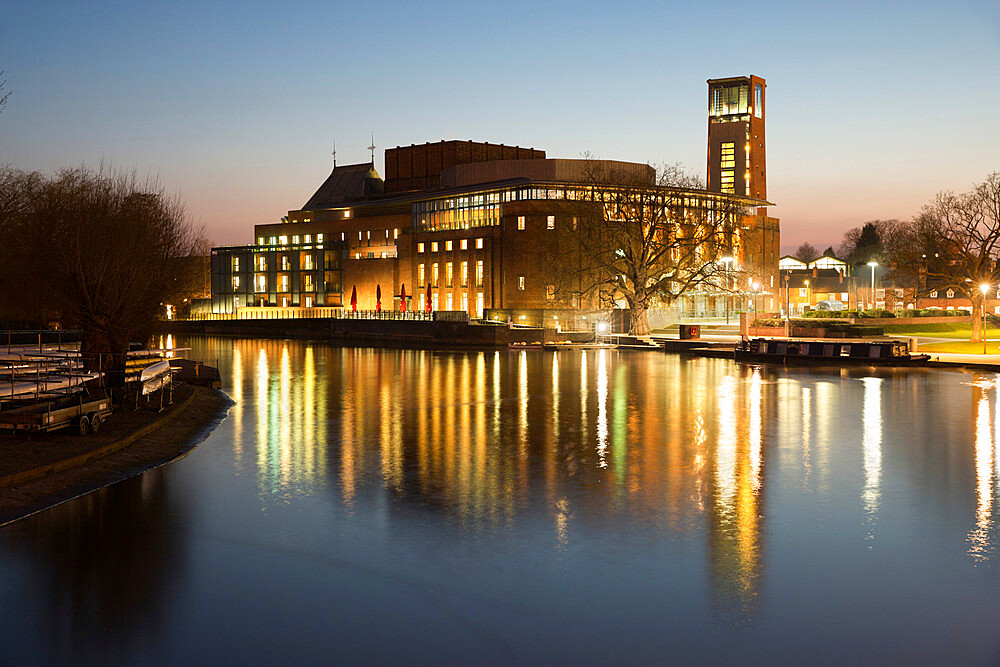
883 321 1000 339
920 340 1000 354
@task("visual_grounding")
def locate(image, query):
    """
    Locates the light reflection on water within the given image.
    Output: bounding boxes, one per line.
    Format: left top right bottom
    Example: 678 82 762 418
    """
3 338 1000 663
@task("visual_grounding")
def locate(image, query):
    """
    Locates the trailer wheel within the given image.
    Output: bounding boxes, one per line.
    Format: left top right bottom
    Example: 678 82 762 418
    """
76 415 91 436
89 413 102 434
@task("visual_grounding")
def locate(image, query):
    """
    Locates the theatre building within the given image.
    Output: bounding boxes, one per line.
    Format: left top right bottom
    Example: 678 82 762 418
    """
211 76 779 322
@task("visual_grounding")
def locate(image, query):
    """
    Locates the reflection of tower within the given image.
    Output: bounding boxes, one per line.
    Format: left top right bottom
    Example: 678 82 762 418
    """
707 369 766 622
707 75 766 201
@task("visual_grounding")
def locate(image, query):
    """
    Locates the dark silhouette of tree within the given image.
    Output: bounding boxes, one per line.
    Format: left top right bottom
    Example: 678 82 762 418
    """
538 160 747 335
889 173 1000 342
822 246 835 257
0 166 203 383
793 242 818 263
0 70 10 114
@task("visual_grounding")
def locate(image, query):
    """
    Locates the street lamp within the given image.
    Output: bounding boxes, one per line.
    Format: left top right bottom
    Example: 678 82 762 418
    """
867 261 879 311
804 279 810 314
783 272 790 319
981 283 990 355
752 280 760 320
721 256 734 324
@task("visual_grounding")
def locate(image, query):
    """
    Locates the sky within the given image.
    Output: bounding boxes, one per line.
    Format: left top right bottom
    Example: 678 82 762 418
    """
1 0 998 253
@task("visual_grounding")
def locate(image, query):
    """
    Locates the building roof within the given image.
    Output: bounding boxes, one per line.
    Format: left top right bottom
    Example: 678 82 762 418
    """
302 162 384 209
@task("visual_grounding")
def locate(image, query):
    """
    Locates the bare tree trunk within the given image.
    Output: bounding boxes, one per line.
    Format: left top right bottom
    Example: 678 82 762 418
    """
972 299 983 343
631 307 651 336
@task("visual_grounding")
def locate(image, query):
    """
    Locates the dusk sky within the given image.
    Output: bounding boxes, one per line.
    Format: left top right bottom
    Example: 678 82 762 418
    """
2 0 997 253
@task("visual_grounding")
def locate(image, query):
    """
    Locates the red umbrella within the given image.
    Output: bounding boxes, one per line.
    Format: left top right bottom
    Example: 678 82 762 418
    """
425 283 432 313
350 285 357 312
376 284 382 312
400 284 407 312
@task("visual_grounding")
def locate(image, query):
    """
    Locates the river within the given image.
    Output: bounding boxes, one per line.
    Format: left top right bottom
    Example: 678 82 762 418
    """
1 336 999 664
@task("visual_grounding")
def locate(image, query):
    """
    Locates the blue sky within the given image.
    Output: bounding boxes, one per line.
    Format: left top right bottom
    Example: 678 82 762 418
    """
1 0 998 251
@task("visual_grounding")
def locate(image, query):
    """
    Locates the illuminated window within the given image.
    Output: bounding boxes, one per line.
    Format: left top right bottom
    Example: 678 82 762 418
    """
417 242 425 253
547 215 555 230
446 262 453 287
720 143 735 169
946 289 955 298
476 238 484 249
257 236 265 245
344 209 351 219
304 234 311 243
292 235 299 244
476 260 483 287
418 263 425 286
366 230 370 240
431 294 439 311
431 241 439 252
546 284 555 300
280 255 290 271
446 293 453 310
279 275 289 291
232 275 240 289
358 232 362 241
460 239 468 250
476 292 483 318
517 216 525 230
269 236 277 245
394 228 399 239
460 261 468 287
710 83 749 116
445 240 453 251
255 274 266 292
754 83 763 118
461 293 468 312
255 255 266 271
302 254 313 270
279 235 288 245
518 275 525 291
720 170 735 194
432 263 439 286
231 256 240 271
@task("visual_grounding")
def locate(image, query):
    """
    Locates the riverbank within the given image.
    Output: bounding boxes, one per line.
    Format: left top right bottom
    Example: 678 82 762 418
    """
0 383 232 526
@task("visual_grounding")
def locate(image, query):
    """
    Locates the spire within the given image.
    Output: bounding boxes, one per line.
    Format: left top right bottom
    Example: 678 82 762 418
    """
332 139 337 168
368 132 376 164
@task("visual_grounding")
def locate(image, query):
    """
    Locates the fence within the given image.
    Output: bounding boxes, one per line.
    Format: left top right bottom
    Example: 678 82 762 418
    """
177 308 435 322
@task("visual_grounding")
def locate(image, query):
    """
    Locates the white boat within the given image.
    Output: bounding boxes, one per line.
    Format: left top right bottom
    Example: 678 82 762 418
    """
0 372 102 399
139 360 173 395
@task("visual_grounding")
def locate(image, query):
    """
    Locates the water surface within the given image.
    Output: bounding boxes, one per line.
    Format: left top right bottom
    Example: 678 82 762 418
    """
1 338 999 664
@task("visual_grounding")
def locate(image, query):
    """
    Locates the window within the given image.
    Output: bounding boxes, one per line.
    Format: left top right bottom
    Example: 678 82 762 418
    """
517 216 525 230
946 289 955 298
269 236 277 245
304 295 313 308
461 293 468 313
930 290 938 298
460 239 468 250
280 255 290 271
799 287 807 297
256 255 266 271
431 241 439 252
304 234 312 243
475 238 484 249
279 235 288 245
460 261 468 287
232 275 240 289
754 83 763 118
394 228 399 239
446 293 453 310
231 256 240 271
366 230 371 240
476 260 483 287
344 209 351 219
432 263 439 286
292 235 299 244
547 215 555 230
358 232 363 241
279 275 289 292
720 143 735 170
476 292 483 317
518 275 525 291
417 242 425 253
445 240 453 251
546 284 555 300
257 236 265 245
446 262 453 287
720 170 735 194
255 275 266 292
431 294 439 311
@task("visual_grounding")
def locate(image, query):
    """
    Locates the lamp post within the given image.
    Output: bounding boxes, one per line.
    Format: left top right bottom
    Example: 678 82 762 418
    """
867 261 879 311
981 283 990 355
783 272 790 319
752 281 760 320
804 279 810 314
721 256 734 324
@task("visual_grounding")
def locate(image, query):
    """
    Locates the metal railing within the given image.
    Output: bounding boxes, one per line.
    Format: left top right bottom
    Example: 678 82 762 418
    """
176 308 435 322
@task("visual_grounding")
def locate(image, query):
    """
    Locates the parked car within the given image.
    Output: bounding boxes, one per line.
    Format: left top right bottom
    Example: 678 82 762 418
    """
815 299 846 311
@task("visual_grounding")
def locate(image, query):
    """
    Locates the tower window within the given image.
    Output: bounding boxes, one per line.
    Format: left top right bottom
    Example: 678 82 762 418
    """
720 143 735 169
720 171 735 194
754 84 763 118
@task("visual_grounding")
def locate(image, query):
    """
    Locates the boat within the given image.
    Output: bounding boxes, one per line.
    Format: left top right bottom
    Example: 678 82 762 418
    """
735 338 930 366
139 359 173 395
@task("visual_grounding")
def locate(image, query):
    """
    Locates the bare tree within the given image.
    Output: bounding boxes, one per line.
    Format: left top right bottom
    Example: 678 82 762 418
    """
539 160 746 335
0 166 204 381
793 242 818 263
0 71 9 114
890 173 1000 342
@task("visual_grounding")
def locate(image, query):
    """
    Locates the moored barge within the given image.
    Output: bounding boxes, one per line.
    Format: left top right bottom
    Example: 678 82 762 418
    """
735 338 930 366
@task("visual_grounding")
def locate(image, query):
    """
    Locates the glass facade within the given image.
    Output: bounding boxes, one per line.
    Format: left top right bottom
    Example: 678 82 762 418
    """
710 84 749 117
